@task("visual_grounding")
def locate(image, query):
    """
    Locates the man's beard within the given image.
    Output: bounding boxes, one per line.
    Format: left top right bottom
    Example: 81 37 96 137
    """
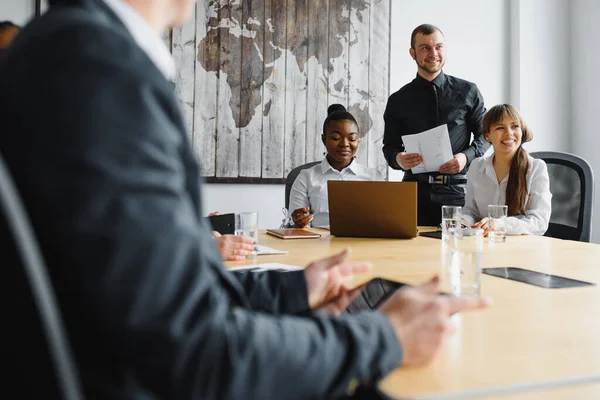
417 59 444 74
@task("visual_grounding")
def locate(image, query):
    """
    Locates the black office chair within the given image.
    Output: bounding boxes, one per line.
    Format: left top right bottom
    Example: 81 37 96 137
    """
0 153 83 399
530 151 594 242
284 161 320 210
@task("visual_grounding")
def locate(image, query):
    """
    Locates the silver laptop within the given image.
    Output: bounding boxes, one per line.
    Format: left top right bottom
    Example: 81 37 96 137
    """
327 181 418 239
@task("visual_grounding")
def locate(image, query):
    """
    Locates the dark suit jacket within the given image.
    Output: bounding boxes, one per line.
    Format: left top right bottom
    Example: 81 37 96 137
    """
0 1 401 398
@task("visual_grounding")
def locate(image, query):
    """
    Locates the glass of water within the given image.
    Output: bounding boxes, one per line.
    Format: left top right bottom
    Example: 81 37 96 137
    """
234 212 258 259
488 205 508 243
441 205 462 243
447 227 484 295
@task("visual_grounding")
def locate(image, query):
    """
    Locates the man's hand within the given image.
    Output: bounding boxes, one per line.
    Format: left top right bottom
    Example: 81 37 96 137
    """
439 153 467 175
396 152 423 170
213 231 256 261
379 276 491 367
304 248 372 310
292 207 314 228
316 286 365 316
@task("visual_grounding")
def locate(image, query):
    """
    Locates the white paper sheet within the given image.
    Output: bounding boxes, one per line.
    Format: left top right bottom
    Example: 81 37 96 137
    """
256 244 288 255
401 124 454 174
228 263 303 273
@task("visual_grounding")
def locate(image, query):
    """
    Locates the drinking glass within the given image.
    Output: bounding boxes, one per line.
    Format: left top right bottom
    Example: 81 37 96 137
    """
447 227 484 295
441 205 462 243
234 212 258 259
488 205 508 243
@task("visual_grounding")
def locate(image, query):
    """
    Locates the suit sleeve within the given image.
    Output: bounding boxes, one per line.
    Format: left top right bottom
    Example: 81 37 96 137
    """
14 23 403 400
232 270 311 314
463 84 489 163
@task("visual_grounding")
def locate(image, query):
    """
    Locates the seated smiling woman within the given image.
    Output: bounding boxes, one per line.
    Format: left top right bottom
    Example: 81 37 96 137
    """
462 104 552 236
288 104 384 228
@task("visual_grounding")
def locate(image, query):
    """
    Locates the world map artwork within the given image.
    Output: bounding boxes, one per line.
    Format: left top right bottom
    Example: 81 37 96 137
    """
198 0 371 133
182 0 390 180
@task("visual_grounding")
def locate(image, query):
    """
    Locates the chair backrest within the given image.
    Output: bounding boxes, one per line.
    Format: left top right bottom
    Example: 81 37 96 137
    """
0 153 83 399
530 151 594 242
284 161 320 210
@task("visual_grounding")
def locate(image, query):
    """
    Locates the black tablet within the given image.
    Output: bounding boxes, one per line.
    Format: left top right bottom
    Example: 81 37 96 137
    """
482 267 595 289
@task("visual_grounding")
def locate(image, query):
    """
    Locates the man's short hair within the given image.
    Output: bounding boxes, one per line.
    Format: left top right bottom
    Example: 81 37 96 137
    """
410 24 444 49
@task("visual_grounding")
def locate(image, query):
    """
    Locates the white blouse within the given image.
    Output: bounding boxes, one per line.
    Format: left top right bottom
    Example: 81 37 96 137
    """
288 158 385 228
462 153 552 235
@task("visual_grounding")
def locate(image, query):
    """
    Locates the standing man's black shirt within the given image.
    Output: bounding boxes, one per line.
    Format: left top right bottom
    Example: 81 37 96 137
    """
383 71 488 170
382 71 489 226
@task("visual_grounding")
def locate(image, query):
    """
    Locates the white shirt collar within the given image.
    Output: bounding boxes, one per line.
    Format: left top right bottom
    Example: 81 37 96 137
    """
102 0 176 81
480 153 508 184
320 157 360 175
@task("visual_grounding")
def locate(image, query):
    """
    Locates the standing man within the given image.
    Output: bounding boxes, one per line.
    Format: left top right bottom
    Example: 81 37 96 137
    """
383 24 489 226
0 4 489 400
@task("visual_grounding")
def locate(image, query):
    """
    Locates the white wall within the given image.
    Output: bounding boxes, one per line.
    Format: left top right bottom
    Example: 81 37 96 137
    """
513 0 571 153
571 0 600 242
0 0 35 25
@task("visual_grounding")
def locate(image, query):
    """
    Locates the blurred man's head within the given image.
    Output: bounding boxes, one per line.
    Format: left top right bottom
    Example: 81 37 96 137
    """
0 21 20 51
47 0 196 32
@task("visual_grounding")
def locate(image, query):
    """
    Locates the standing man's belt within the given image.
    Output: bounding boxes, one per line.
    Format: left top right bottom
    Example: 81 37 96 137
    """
428 175 467 185
405 172 468 185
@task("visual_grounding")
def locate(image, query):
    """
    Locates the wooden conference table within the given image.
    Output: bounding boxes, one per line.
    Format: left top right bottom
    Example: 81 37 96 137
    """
226 230 600 399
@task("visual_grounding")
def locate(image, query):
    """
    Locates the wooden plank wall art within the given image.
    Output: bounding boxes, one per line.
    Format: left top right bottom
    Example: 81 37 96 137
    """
166 0 391 183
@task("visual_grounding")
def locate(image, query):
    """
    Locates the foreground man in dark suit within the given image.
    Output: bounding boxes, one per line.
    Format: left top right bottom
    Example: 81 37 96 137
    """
0 0 490 398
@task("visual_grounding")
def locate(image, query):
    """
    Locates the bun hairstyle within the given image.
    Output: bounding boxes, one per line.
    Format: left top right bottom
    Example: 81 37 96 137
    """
482 104 533 217
322 104 359 136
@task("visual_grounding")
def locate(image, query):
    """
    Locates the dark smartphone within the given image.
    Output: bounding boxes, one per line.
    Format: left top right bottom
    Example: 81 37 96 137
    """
208 213 235 235
345 278 408 314
482 267 595 289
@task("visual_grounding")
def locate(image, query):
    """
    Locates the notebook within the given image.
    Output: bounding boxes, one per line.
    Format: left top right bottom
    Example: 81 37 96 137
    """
266 228 321 239
327 181 418 239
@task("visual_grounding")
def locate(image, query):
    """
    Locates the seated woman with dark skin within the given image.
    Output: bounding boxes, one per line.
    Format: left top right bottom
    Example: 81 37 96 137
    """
289 104 384 228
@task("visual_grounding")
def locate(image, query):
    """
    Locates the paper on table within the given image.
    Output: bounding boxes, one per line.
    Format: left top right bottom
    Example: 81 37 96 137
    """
256 244 288 255
401 124 453 174
228 263 303 273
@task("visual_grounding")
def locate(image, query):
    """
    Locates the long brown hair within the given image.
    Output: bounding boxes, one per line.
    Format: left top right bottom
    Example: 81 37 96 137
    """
482 104 533 216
